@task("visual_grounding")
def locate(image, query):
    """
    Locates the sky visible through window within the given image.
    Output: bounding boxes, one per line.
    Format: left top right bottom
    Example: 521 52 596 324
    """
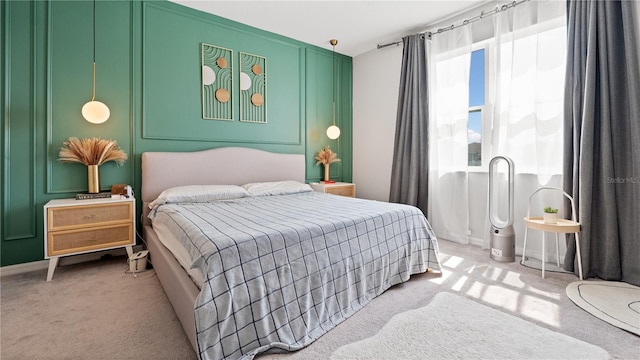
469 49 485 108
468 49 484 166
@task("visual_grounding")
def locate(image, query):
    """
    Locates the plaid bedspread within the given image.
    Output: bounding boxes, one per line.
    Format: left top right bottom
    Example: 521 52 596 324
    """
149 191 441 360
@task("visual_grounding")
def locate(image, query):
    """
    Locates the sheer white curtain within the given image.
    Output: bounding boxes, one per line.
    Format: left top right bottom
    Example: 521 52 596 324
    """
427 26 472 244
481 1 566 252
428 1 566 255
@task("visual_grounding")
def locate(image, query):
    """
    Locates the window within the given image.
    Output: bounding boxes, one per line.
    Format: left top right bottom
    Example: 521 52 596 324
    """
468 49 485 167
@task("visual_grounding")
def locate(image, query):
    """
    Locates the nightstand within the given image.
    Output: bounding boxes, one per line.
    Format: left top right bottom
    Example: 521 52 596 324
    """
43 197 135 281
309 182 356 198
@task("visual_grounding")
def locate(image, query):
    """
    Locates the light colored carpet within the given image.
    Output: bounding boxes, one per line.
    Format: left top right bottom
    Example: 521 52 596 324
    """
331 292 609 360
521 256 571 274
2 241 639 360
566 280 640 336
0 255 196 360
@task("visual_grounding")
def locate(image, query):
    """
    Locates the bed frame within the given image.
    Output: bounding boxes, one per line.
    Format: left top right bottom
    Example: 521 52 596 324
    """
141 147 306 351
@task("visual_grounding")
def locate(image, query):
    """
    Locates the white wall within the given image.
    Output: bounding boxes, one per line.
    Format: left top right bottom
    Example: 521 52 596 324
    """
352 45 404 202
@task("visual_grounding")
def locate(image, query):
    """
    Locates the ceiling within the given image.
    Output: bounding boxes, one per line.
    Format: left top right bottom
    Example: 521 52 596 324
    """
169 0 492 57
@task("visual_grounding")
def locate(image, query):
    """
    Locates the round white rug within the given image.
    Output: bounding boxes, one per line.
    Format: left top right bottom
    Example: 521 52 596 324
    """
566 280 640 336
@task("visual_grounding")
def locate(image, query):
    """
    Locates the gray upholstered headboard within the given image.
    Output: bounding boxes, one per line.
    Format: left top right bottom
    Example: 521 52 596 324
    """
141 147 306 224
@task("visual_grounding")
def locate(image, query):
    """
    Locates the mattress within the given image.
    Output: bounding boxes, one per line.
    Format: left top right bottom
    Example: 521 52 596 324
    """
152 221 205 288
149 191 441 360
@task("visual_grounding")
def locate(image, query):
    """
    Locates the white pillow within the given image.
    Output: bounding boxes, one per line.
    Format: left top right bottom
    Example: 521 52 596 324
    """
242 180 313 196
148 185 249 209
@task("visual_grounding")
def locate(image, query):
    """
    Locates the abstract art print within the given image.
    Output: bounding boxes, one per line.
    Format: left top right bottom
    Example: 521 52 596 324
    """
239 52 267 123
201 43 233 121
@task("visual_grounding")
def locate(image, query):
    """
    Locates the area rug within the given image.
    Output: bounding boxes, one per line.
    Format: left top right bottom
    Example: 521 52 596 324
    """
331 292 609 360
566 280 640 336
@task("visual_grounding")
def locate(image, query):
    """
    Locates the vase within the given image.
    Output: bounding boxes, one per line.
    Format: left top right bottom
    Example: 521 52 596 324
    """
87 165 100 193
324 164 330 182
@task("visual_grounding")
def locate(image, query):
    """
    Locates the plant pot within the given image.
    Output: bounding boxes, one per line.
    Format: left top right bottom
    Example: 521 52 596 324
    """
543 213 557 224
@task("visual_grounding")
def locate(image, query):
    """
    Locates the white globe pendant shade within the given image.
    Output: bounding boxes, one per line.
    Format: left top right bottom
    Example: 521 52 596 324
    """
326 125 341 140
83 0 109 125
82 100 110 124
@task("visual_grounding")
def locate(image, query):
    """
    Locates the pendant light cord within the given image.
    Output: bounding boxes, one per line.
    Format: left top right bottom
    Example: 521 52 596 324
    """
91 0 96 101
331 40 336 127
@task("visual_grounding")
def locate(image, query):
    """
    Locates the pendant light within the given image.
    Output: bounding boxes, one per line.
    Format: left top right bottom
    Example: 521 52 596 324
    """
81 0 110 124
326 39 341 140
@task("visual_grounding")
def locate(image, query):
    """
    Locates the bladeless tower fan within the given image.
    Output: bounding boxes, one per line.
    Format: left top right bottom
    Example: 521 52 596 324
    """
489 156 515 262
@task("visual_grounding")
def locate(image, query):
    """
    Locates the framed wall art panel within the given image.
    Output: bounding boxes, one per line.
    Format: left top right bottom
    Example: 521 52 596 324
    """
239 52 267 123
202 43 233 121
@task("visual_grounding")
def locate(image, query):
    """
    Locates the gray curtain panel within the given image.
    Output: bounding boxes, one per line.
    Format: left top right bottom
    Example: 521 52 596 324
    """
389 34 429 214
563 0 640 285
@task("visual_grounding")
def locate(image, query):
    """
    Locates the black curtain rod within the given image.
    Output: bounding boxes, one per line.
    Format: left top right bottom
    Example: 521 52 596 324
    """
376 0 528 50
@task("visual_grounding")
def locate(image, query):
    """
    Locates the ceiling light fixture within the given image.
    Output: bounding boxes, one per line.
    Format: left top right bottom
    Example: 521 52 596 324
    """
81 0 110 124
326 39 341 140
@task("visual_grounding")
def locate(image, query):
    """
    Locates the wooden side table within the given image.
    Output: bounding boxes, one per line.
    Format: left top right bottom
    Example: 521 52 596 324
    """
522 187 583 280
44 197 135 281
309 182 355 198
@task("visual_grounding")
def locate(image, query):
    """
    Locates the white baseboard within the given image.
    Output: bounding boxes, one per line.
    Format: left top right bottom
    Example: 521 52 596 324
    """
468 236 484 247
0 245 144 278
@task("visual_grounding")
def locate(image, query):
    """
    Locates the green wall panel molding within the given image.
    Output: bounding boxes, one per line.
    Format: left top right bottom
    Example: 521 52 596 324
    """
46 0 134 194
304 47 353 184
3 0 37 241
338 56 353 183
1 0 5 248
141 2 303 145
1 0 352 267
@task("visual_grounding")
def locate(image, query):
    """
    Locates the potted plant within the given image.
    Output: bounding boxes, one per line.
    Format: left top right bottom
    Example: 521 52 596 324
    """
543 206 558 224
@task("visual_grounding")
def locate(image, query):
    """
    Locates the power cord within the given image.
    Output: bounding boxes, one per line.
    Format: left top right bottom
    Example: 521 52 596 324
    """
123 266 155 280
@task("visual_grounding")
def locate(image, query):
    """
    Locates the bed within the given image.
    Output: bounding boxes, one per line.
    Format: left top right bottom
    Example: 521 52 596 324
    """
141 147 441 360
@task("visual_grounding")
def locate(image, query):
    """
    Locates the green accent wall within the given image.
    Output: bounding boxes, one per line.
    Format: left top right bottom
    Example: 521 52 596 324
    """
1 0 353 267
